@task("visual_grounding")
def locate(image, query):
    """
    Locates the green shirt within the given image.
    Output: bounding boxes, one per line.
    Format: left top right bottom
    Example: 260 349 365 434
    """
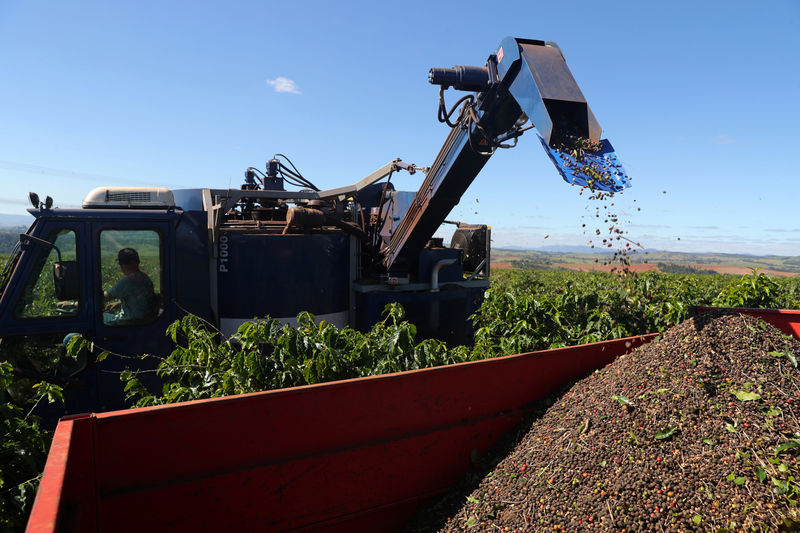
107 271 155 323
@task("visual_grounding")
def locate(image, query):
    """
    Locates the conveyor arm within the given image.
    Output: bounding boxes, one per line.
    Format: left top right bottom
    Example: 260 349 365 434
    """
317 160 426 202
382 37 630 272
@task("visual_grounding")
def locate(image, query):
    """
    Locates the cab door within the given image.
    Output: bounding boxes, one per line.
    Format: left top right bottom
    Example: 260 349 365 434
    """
0 219 97 417
91 222 175 411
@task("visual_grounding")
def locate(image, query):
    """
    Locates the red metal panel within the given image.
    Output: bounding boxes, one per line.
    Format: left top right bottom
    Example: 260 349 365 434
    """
26 419 74 533
28 334 655 532
695 306 800 340
97 413 520 532
26 414 97 533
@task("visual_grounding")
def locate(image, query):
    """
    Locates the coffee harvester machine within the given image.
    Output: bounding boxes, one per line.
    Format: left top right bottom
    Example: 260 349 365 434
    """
0 37 630 415
202 36 630 341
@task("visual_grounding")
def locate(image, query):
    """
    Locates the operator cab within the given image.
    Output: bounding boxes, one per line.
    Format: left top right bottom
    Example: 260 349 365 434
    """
0 189 189 419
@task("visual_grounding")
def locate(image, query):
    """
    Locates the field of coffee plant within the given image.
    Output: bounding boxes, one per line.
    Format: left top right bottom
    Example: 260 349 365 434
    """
471 269 800 357
2 268 800 528
111 269 798 407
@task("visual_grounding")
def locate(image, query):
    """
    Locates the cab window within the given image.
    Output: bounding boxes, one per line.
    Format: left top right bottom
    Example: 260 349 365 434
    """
100 230 163 327
14 229 80 318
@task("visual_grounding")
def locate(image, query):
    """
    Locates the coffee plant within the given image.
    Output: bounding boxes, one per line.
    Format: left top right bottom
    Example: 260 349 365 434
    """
121 269 800 405
712 268 783 308
122 304 475 406
0 362 52 532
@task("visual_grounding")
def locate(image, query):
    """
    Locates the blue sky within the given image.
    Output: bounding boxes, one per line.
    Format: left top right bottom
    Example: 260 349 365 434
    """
1 0 798 255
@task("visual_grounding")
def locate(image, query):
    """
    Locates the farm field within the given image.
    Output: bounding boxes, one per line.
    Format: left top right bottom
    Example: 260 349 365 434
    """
557 263 797 276
492 249 800 276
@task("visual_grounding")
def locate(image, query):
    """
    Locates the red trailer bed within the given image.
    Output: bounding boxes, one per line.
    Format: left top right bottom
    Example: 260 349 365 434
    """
25 307 800 532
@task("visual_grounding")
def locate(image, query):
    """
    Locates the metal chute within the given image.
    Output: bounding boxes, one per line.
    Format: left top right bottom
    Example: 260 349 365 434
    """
498 37 630 192
384 36 631 271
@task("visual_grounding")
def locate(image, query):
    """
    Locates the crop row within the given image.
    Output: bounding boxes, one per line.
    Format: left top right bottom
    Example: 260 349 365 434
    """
472 268 800 356
118 269 800 406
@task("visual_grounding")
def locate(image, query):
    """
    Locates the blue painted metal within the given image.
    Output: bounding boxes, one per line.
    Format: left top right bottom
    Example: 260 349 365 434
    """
356 285 486 347
218 232 350 321
539 136 631 192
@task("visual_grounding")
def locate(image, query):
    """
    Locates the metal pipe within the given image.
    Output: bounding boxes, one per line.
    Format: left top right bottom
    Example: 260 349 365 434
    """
20 233 62 262
430 258 456 292
466 258 487 280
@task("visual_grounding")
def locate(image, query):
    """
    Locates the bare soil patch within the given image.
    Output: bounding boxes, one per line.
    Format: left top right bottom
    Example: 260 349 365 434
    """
561 263 657 273
690 265 797 277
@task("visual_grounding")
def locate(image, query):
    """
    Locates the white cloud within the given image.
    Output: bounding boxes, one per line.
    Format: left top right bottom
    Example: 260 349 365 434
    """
711 134 736 145
266 76 301 94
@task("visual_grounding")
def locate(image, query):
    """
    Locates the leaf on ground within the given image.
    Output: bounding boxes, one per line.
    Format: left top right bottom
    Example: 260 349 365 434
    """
733 390 761 401
655 426 677 440
769 350 798 368
775 440 800 455
611 394 632 406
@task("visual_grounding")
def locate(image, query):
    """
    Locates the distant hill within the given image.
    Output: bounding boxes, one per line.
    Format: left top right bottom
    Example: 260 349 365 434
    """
0 214 34 253
536 245 606 254
0 213 33 228
0 228 25 254
493 248 800 275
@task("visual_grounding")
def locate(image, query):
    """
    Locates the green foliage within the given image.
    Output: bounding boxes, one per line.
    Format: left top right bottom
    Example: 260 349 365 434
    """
0 251 15 296
713 268 782 308
471 269 800 357
0 362 51 531
122 269 800 407
769 438 800 507
124 304 472 406
656 263 713 275
0 228 27 254
508 257 552 270
472 270 715 355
